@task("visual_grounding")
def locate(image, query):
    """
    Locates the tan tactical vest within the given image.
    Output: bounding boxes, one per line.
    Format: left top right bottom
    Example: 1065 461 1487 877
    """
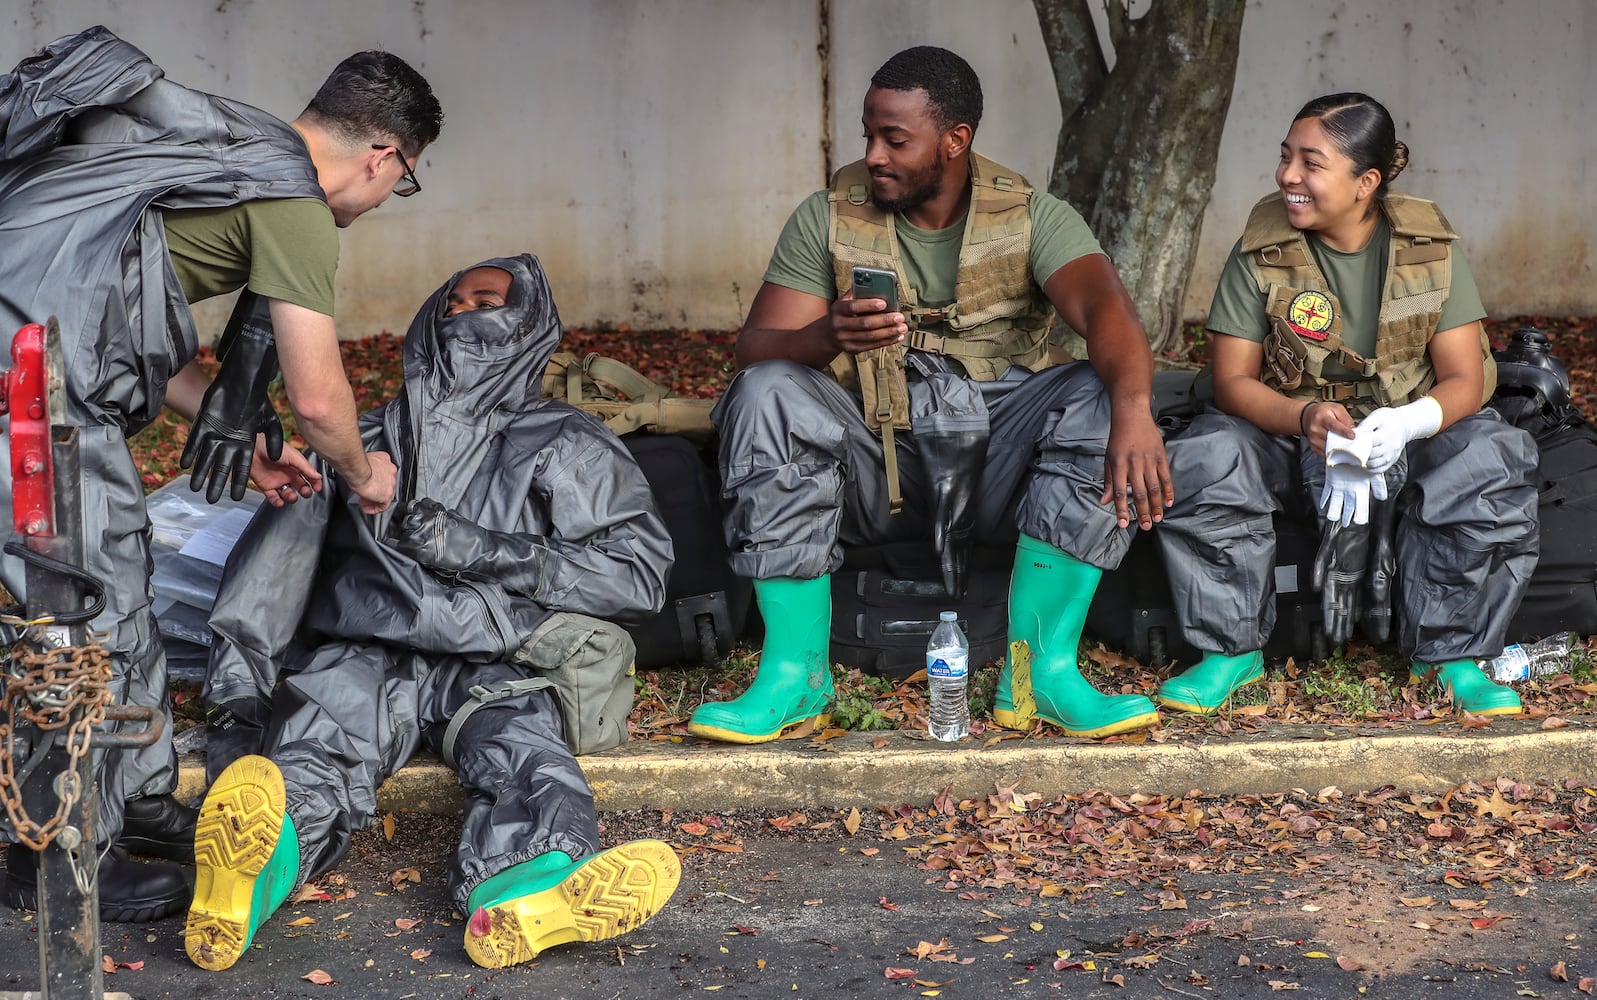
825 153 1055 511
1241 191 1495 419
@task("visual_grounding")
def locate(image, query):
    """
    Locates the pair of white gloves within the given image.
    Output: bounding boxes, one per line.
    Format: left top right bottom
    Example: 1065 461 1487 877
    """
1319 397 1443 526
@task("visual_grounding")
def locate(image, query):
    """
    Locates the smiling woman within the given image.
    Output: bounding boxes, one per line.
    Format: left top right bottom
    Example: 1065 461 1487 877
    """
1154 91 1541 721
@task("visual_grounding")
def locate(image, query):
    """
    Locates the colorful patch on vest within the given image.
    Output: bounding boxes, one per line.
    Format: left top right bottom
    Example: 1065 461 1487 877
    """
1286 290 1334 341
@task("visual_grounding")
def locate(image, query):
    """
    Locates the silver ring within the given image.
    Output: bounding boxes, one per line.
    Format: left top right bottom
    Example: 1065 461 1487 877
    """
278 485 293 494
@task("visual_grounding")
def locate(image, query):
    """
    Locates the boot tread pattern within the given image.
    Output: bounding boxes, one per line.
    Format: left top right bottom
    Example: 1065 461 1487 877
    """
466 841 681 969
185 756 286 971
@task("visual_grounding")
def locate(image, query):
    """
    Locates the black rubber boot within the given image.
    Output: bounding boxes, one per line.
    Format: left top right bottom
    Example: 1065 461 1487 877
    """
3 842 192 922
122 793 200 863
922 428 986 599
204 698 269 784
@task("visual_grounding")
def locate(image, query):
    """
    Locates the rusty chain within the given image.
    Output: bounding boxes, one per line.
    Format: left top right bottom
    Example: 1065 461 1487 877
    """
0 617 111 851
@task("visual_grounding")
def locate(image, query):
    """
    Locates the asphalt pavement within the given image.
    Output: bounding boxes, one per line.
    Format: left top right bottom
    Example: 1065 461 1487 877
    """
4 718 1596 998
3 812 1591 1000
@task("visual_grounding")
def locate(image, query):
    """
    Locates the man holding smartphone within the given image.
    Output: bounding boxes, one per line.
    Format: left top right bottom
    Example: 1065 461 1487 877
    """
689 45 1173 744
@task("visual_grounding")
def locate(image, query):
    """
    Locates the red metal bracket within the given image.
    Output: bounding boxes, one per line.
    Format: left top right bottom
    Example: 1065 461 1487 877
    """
1 323 55 538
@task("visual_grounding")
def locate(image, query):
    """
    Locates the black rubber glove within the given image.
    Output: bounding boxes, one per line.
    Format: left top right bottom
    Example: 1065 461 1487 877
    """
1313 517 1372 647
1360 457 1408 644
387 497 549 598
921 428 986 599
180 290 284 503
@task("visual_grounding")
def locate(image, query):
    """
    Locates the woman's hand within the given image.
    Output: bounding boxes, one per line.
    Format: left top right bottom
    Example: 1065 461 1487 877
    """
1299 400 1356 458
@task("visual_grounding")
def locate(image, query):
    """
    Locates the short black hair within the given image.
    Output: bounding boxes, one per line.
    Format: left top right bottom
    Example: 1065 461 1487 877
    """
303 50 443 156
870 45 982 134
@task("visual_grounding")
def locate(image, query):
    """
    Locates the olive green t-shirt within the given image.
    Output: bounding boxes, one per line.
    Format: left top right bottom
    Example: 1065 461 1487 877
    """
1206 214 1487 380
762 188 1104 328
162 197 340 316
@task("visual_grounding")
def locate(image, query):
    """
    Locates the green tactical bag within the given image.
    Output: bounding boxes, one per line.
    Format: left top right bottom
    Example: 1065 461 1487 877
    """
440 613 637 760
542 351 717 446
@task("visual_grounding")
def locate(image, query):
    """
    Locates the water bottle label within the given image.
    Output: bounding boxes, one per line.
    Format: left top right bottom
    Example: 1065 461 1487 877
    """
1488 646 1530 684
927 653 968 679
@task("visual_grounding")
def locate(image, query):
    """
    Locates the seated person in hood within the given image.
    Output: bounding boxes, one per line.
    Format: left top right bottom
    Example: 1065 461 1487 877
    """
186 255 679 973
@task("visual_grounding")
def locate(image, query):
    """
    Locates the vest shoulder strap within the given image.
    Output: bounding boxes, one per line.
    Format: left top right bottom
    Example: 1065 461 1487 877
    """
829 159 873 206
1239 194 1300 254
1382 192 1458 242
968 151 1034 203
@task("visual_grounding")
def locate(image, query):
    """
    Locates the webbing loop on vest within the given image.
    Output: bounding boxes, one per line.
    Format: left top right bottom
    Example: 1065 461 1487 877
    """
440 677 554 769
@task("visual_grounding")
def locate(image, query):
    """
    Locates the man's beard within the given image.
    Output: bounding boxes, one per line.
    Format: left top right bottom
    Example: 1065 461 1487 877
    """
871 168 942 215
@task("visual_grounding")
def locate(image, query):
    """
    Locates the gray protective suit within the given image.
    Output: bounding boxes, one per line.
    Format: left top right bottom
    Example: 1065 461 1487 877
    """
1157 409 1539 661
714 356 1132 578
203 256 672 909
0 27 324 847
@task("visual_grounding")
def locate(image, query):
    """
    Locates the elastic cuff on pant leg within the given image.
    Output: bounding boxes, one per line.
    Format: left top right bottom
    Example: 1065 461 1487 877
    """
453 834 593 914
728 543 839 582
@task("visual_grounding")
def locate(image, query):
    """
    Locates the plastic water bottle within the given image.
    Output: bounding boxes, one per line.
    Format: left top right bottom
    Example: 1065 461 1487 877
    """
926 611 970 742
1482 632 1576 683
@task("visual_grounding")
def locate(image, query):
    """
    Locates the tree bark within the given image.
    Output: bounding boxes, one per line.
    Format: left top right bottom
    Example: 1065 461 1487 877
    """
1032 0 1246 361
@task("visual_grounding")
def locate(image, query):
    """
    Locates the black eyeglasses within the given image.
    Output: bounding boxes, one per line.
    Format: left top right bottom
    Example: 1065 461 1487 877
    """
373 144 420 197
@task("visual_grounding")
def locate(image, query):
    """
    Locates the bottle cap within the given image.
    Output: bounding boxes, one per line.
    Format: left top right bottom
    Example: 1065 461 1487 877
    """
939 610 957 621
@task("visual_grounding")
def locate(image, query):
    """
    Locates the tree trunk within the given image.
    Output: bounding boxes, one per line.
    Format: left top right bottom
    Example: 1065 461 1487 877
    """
1033 0 1246 361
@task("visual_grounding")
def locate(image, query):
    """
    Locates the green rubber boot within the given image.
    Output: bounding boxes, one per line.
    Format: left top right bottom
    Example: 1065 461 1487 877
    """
186 755 302 971
464 841 681 968
688 576 834 743
993 534 1159 737
1156 651 1266 714
1411 658 1522 717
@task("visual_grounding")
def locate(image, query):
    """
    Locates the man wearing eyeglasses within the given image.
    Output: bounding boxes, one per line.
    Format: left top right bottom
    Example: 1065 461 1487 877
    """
0 27 442 924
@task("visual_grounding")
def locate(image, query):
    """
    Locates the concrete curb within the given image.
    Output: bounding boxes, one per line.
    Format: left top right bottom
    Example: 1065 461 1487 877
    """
174 719 1597 814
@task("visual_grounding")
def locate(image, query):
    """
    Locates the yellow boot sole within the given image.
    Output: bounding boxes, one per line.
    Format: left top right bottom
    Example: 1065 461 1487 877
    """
185 755 286 971
465 840 681 969
686 712 832 744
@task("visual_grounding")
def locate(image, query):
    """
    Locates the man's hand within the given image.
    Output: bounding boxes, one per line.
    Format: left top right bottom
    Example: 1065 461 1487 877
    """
252 442 323 508
388 497 471 572
1100 406 1173 530
827 292 906 356
345 451 397 515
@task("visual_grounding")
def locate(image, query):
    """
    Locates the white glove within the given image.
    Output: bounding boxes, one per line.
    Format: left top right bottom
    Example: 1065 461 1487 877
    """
1355 397 1443 473
1320 462 1382 526
1319 431 1387 526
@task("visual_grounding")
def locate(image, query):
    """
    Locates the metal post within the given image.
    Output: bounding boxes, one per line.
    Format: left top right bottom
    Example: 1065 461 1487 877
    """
0 320 139 1000
23 418 102 1000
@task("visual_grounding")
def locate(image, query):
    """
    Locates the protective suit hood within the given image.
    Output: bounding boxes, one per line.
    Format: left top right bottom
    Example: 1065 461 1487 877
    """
399 254 563 508
403 254 559 416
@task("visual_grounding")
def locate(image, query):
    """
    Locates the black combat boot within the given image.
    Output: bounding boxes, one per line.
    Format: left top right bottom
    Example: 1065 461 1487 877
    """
122 793 200 863
3 842 192 921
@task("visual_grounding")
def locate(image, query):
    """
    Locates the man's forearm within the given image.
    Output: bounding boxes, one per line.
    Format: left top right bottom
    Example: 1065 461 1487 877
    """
292 392 373 486
735 315 839 369
163 360 212 422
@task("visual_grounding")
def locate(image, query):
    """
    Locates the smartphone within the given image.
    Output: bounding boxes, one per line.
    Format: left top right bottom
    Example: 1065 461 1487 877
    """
851 266 899 315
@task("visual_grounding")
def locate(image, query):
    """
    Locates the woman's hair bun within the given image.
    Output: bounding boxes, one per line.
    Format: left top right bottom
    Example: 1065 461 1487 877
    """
1386 140 1410 184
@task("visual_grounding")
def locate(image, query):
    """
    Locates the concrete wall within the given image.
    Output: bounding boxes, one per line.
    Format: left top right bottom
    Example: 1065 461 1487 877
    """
2 0 1592 340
